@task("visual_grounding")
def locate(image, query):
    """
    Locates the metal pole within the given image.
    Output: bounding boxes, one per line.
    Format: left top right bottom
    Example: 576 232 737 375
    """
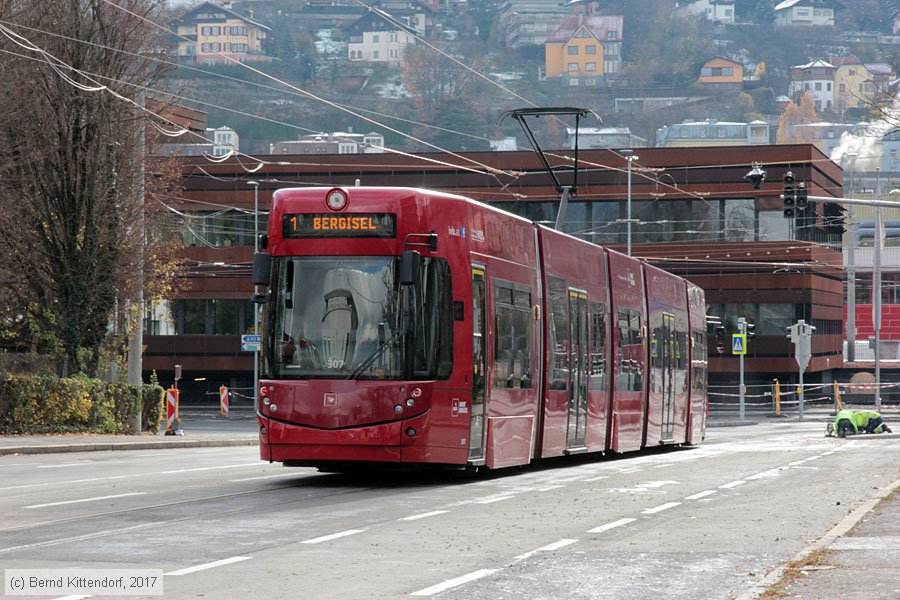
627 155 634 255
799 369 804 421
248 180 260 411
845 155 857 362
874 185 883 411
739 317 746 421
126 93 145 435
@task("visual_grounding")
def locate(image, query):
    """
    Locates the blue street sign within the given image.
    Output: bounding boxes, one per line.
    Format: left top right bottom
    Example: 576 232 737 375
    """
732 333 747 355
241 334 261 352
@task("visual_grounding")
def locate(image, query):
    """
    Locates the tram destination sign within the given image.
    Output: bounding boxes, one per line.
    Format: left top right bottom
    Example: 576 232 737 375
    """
283 213 396 238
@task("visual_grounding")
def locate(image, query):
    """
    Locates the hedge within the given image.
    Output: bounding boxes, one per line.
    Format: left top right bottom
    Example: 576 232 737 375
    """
0 374 165 434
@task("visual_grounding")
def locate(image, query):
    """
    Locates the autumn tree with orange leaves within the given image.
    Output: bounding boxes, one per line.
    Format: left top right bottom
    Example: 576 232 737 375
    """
776 92 819 144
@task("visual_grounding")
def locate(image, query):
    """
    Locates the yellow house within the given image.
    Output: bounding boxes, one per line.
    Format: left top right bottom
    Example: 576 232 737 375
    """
697 57 743 90
173 1 270 65
829 55 874 114
545 14 623 85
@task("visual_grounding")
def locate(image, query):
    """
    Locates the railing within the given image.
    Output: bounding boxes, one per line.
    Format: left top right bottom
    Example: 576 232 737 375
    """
708 381 900 416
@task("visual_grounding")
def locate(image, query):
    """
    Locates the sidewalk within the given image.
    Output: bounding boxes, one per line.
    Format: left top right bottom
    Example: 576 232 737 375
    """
737 475 900 600
0 409 259 456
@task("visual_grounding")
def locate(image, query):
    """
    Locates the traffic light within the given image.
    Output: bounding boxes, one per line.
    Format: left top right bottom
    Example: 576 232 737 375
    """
824 203 845 235
782 171 796 218
746 323 756 339
714 325 726 354
796 182 808 210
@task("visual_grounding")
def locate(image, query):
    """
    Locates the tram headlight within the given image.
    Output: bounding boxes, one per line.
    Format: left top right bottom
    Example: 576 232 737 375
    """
405 398 415 407
269 404 277 412
411 387 422 398
325 188 348 211
406 428 416 437
394 404 404 414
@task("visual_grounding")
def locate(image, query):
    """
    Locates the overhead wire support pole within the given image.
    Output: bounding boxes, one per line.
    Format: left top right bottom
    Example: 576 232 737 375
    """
499 107 599 231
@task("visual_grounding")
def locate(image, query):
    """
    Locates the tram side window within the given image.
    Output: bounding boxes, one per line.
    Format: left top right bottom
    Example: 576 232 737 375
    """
616 308 642 392
493 281 533 389
590 302 606 391
548 277 569 390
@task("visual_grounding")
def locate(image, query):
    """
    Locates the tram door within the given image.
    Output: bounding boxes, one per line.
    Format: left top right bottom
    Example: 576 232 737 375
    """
566 290 589 451
660 312 676 441
469 266 487 462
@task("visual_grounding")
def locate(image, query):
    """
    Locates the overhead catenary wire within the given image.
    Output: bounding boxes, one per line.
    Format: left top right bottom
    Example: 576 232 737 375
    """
0 16 867 203
3 5 868 249
99 0 517 182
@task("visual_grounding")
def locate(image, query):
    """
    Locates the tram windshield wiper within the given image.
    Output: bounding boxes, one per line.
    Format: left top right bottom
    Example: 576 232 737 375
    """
346 330 403 380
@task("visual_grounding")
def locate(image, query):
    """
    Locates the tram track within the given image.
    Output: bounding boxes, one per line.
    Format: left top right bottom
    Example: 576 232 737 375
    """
0 472 416 554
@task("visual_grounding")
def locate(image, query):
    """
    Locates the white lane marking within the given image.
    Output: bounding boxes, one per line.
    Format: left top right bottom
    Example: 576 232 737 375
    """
1 463 262 491
475 495 514 504
537 485 564 492
230 473 299 482
653 464 673 468
720 480 746 489
642 502 681 514
822 450 836 456
166 556 252 576
588 517 636 533
160 463 261 475
513 538 578 562
639 480 679 489
50 596 90 600
747 468 784 480
410 569 499 596
685 490 717 500
788 460 807 466
25 492 146 509
400 510 450 521
584 475 609 482
301 529 366 544
37 463 84 469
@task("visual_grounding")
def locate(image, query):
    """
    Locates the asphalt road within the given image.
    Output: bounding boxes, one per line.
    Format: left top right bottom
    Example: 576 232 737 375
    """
0 421 897 599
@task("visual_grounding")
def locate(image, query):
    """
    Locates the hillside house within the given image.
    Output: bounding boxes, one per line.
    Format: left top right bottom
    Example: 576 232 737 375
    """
500 0 570 48
789 60 836 111
656 119 770 147
697 57 743 91
676 0 736 24
172 0 270 65
269 132 386 155
774 0 844 27
544 12 623 86
342 0 431 64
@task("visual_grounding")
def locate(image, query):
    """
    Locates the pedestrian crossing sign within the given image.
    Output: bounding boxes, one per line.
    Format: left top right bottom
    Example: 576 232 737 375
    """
732 333 747 355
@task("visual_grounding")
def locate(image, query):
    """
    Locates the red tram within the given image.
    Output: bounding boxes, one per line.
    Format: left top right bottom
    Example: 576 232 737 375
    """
253 186 707 470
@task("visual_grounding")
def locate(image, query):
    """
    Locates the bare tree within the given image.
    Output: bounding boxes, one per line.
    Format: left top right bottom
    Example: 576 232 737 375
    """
401 43 491 149
0 0 174 375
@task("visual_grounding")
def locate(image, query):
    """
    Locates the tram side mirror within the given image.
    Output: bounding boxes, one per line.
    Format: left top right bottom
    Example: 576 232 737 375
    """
253 252 271 286
253 252 272 288
252 251 271 305
399 250 421 287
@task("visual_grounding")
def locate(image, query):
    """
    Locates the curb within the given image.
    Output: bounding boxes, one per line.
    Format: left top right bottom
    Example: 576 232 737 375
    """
0 438 258 456
733 475 900 600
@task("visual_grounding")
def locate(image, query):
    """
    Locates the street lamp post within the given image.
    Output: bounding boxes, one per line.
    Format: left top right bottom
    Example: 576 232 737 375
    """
247 180 260 410
844 153 857 362
625 152 639 256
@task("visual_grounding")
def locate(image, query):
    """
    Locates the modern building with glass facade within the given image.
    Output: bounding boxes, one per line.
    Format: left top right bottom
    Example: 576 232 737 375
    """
150 144 845 402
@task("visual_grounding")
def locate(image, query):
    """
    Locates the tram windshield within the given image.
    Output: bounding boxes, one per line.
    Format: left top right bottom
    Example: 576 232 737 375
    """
270 256 453 380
